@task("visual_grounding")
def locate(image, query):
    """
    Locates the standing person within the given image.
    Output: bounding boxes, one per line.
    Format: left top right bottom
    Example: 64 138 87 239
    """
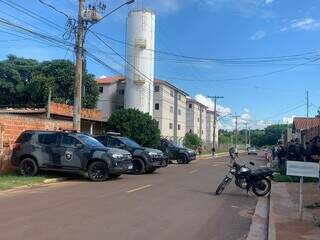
211 146 216 158
277 140 287 173
294 138 305 161
307 137 320 187
287 139 296 161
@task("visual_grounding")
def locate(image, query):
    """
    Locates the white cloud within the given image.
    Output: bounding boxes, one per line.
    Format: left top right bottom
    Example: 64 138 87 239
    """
250 30 266 40
290 18 320 31
265 0 274 4
194 94 232 116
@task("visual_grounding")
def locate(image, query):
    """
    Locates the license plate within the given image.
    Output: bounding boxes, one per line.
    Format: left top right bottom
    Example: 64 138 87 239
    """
128 164 133 170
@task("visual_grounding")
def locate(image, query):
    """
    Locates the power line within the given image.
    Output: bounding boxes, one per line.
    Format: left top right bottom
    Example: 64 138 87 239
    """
38 0 74 20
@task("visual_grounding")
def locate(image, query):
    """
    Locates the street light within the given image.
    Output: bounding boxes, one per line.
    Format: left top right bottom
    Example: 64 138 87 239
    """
85 0 135 34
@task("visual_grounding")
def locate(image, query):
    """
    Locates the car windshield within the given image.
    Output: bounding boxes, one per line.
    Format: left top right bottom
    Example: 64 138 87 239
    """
168 141 181 148
121 137 141 148
77 134 105 148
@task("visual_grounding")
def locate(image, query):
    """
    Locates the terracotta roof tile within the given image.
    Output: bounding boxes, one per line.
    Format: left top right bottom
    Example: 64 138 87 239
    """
293 117 320 131
97 76 126 85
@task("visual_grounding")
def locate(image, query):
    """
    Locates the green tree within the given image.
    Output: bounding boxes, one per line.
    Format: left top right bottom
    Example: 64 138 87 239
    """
183 132 202 150
105 109 161 147
0 55 99 108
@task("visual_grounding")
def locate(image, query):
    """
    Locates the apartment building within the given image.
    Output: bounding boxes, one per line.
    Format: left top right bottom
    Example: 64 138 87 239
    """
153 79 188 144
97 76 126 121
206 110 219 147
97 76 219 146
186 98 208 142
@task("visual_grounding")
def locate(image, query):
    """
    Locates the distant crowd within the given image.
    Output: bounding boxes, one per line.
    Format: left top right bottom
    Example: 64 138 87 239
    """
273 136 320 172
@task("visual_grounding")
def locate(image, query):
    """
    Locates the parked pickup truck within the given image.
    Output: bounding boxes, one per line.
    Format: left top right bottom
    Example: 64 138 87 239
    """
158 138 196 164
11 130 133 181
95 133 167 174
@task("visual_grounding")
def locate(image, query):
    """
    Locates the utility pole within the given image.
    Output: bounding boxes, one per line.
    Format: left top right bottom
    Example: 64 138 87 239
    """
207 96 224 149
72 0 135 132
232 113 240 149
73 0 85 132
244 122 248 147
248 127 251 146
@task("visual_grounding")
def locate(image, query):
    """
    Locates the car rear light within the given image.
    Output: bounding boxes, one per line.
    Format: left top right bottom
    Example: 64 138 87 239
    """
13 143 21 151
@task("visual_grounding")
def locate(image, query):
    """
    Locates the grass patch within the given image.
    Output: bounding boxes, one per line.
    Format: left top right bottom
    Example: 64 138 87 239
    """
0 173 54 191
273 172 318 183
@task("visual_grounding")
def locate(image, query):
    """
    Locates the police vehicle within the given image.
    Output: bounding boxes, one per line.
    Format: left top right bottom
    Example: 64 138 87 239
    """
95 133 167 174
11 130 133 181
159 138 196 164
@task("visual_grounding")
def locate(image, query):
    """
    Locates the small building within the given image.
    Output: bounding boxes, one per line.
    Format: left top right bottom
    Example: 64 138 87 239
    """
186 98 208 143
293 117 320 143
153 79 188 144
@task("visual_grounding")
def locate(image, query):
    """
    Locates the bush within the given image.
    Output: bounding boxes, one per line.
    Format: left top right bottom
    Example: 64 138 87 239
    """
105 109 160 147
183 132 202 150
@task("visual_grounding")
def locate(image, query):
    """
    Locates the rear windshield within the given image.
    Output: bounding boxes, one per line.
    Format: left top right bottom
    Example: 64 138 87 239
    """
16 132 33 143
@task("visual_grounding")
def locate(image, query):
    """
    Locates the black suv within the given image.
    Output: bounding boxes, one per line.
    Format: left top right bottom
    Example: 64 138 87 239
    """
159 138 196 164
95 134 167 174
11 131 133 181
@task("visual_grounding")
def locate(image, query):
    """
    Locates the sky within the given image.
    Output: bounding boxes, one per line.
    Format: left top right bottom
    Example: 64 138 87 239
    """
0 0 319 130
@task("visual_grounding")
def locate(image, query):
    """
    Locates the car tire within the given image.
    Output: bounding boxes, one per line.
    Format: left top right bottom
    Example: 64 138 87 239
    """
88 161 109 181
19 158 38 176
146 167 157 174
132 158 146 174
177 154 188 164
110 174 121 179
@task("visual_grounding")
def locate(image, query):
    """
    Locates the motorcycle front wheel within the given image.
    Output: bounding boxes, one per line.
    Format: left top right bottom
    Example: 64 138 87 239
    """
252 178 271 196
216 176 232 195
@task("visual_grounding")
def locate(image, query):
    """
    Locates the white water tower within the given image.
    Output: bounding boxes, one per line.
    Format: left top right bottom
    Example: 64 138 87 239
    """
124 10 156 116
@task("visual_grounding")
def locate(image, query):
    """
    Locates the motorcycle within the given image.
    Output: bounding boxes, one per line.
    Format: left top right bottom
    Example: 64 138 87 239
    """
215 148 273 196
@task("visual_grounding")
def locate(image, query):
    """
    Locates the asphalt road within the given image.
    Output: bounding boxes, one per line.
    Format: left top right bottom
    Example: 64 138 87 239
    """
0 153 267 240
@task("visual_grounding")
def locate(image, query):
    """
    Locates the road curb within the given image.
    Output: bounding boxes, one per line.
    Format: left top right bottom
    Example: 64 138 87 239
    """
246 196 269 240
43 177 69 184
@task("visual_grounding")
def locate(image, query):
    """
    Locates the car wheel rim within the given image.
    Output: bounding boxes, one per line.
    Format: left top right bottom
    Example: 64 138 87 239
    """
133 160 143 173
21 160 35 176
91 163 106 180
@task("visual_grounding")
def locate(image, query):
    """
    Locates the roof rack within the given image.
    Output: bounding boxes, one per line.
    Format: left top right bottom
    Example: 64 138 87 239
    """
106 132 121 136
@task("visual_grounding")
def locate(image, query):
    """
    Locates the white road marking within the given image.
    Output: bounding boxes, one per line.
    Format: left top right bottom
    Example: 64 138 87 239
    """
127 184 152 193
189 169 199 174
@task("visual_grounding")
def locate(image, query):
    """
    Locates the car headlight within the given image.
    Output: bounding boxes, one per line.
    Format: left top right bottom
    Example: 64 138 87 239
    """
112 153 123 159
188 150 194 153
148 152 158 156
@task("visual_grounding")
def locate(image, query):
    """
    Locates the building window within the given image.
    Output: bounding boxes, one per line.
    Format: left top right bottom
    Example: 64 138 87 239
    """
155 103 160 110
201 130 203 134
178 124 181 130
99 86 103 93
118 89 125 95
155 120 159 127
178 94 181 100
178 109 181 115
197 117 200 122
189 104 192 109
170 106 173 113
170 90 174 97
154 85 160 92
169 123 173 129
117 106 124 109
189 129 192 133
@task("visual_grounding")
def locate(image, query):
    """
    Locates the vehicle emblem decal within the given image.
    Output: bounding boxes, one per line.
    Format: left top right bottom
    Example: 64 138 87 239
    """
65 151 73 161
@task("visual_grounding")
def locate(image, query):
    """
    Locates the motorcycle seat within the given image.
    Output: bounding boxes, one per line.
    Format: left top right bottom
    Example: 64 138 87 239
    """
251 168 272 176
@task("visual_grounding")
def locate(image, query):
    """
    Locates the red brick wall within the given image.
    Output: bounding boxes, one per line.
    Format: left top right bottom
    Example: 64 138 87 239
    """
50 102 102 122
0 114 72 172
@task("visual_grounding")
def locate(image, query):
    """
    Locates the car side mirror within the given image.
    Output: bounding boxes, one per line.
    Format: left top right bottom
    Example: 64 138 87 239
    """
249 162 255 166
76 143 84 149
